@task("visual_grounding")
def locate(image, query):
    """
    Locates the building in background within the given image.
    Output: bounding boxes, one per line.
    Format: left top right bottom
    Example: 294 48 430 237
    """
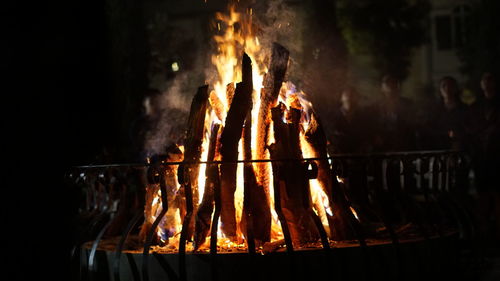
140 0 477 123
351 0 475 106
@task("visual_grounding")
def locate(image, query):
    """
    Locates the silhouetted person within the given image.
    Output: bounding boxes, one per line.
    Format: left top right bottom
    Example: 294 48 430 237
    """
329 86 371 154
425 76 471 193
428 76 468 150
329 86 373 221
468 72 500 243
370 74 417 152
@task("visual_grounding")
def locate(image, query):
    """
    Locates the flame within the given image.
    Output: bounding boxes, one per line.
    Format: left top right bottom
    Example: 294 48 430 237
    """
336 175 345 183
211 5 266 124
275 81 333 238
148 3 334 252
149 180 182 247
300 128 332 237
350 206 360 221
196 118 212 205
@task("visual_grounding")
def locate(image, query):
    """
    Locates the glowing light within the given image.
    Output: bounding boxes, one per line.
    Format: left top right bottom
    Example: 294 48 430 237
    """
171 62 180 72
350 206 360 221
336 175 345 183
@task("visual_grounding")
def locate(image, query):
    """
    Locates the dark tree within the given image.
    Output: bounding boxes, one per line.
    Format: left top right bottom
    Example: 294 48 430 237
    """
458 0 500 93
299 0 350 127
336 0 430 80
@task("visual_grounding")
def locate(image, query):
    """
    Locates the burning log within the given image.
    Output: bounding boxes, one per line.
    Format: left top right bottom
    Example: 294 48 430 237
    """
179 85 209 240
330 175 359 241
193 123 221 250
219 53 253 239
225 82 236 109
304 113 336 238
269 104 319 245
304 113 331 190
255 43 290 188
241 110 272 247
242 112 256 251
303 114 359 241
209 83 235 123
209 91 224 123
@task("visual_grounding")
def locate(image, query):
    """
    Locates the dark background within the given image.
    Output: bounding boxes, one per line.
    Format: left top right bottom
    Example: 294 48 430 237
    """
3 1 110 280
2 0 498 280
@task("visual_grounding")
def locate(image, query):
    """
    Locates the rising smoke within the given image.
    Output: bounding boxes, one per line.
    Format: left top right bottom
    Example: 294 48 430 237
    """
142 0 345 157
142 73 193 156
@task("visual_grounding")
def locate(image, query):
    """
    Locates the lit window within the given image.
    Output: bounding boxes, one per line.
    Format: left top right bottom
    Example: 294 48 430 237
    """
434 4 470 51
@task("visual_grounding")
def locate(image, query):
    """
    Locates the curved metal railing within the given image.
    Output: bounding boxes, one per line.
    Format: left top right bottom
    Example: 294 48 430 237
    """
67 149 472 281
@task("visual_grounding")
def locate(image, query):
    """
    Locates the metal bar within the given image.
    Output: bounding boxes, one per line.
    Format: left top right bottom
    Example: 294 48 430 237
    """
210 164 221 281
443 155 450 192
405 156 448 277
309 209 330 249
72 149 463 169
113 211 143 281
142 207 168 281
88 217 114 281
437 156 444 192
333 159 367 247
305 160 330 250
142 166 169 281
270 161 294 252
243 163 256 254
179 164 195 281
336 164 369 281
368 156 402 278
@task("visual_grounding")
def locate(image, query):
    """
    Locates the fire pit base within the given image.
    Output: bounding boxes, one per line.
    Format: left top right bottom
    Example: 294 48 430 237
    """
81 232 459 281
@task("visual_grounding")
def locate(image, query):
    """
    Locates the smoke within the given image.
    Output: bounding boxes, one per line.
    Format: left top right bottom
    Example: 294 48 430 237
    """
142 0 345 156
158 73 193 111
254 0 347 118
142 73 193 156
253 0 302 57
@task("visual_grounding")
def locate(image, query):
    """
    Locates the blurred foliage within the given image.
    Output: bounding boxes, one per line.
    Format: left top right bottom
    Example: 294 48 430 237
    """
336 0 430 80
457 0 500 93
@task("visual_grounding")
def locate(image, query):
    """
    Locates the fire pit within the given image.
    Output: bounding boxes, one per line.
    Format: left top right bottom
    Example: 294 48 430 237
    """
68 4 469 281
69 150 467 281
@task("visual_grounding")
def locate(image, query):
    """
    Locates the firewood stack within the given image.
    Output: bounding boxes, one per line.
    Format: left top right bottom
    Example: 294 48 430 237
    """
141 43 357 251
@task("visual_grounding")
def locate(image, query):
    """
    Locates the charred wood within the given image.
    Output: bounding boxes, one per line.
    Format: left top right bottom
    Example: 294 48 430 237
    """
269 104 319 246
226 82 236 109
209 90 224 123
255 43 290 188
329 174 359 241
209 83 236 124
241 111 271 247
304 112 337 238
193 124 221 250
179 85 209 240
219 53 253 239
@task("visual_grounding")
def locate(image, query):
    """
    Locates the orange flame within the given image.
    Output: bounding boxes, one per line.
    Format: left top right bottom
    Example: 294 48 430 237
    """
149 3 332 252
